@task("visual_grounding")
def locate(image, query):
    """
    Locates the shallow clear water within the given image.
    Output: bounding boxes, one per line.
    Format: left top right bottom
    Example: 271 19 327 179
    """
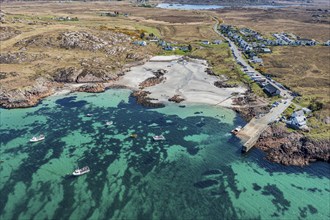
0 89 329 219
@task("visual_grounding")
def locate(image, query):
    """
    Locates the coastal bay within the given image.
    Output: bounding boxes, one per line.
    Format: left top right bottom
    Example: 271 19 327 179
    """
0 89 329 219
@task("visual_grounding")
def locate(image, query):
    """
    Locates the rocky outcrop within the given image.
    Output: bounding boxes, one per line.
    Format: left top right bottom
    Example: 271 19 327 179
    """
76 68 117 83
76 83 105 93
152 69 167 77
168 94 185 103
0 27 21 41
53 67 82 83
53 67 118 83
60 31 108 51
0 78 57 108
205 68 216 76
256 124 330 166
233 92 270 121
14 31 132 53
214 81 238 88
139 69 167 88
139 76 165 88
0 71 19 80
0 52 46 64
131 90 164 108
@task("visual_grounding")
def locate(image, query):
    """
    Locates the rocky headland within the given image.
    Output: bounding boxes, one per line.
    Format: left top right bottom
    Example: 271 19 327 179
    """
0 28 155 108
256 124 330 166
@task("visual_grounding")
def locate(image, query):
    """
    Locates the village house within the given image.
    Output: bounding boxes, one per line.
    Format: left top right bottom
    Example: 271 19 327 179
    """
289 110 308 129
302 107 312 115
163 45 174 51
297 38 317 46
100 12 119 17
201 40 210 45
263 83 280 96
251 56 263 64
262 48 272 53
324 40 330 46
179 46 189 52
213 40 222 45
158 40 167 47
133 41 147 46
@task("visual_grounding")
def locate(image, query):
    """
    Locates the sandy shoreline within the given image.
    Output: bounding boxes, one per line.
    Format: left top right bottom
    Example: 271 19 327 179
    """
114 56 246 107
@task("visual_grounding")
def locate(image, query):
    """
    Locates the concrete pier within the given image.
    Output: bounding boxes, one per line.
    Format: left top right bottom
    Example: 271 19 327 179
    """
237 99 293 152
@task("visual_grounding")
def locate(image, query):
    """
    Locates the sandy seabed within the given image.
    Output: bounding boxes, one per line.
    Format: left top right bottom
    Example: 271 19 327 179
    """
116 56 246 107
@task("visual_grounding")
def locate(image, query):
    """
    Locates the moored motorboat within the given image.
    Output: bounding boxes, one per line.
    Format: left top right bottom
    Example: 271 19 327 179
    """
106 121 113 126
30 134 45 142
86 113 93 117
153 135 165 141
130 134 138 138
72 166 90 176
231 126 242 135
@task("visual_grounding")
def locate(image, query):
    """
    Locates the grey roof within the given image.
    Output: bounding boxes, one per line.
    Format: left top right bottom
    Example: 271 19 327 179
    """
292 110 304 118
263 83 279 95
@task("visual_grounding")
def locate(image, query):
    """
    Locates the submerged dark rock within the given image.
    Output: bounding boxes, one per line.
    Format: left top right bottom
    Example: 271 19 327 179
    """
202 169 223 176
193 179 218 189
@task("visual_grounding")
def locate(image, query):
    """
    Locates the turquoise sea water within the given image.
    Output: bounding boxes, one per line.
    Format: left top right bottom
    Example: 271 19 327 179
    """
0 89 329 219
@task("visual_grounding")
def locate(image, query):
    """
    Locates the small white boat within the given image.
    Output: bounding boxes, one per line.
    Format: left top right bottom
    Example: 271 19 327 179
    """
30 134 45 142
86 114 93 117
153 135 165 141
105 121 113 126
231 126 242 135
72 166 90 176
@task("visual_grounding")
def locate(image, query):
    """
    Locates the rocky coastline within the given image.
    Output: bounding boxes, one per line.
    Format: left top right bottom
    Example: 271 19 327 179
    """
255 124 330 166
0 78 59 109
0 60 328 167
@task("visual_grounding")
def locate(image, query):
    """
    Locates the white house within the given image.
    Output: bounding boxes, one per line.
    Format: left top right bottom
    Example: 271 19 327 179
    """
290 110 307 128
262 48 272 53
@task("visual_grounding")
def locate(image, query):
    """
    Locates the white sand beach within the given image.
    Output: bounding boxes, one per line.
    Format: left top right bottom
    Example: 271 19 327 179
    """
115 56 247 107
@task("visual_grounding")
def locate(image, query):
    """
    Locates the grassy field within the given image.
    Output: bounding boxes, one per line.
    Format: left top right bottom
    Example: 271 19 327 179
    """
261 46 330 140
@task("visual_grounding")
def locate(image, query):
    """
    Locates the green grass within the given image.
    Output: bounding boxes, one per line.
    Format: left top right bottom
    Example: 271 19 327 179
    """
283 104 296 118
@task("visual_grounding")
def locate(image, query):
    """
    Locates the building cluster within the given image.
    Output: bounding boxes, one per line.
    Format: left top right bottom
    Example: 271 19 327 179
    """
100 11 129 17
133 33 222 53
53 16 79 21
241 67 281 97
220 24 330 61
272 33 317 46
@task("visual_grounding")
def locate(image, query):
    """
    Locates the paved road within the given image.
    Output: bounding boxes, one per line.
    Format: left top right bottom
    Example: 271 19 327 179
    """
213 19 294 151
